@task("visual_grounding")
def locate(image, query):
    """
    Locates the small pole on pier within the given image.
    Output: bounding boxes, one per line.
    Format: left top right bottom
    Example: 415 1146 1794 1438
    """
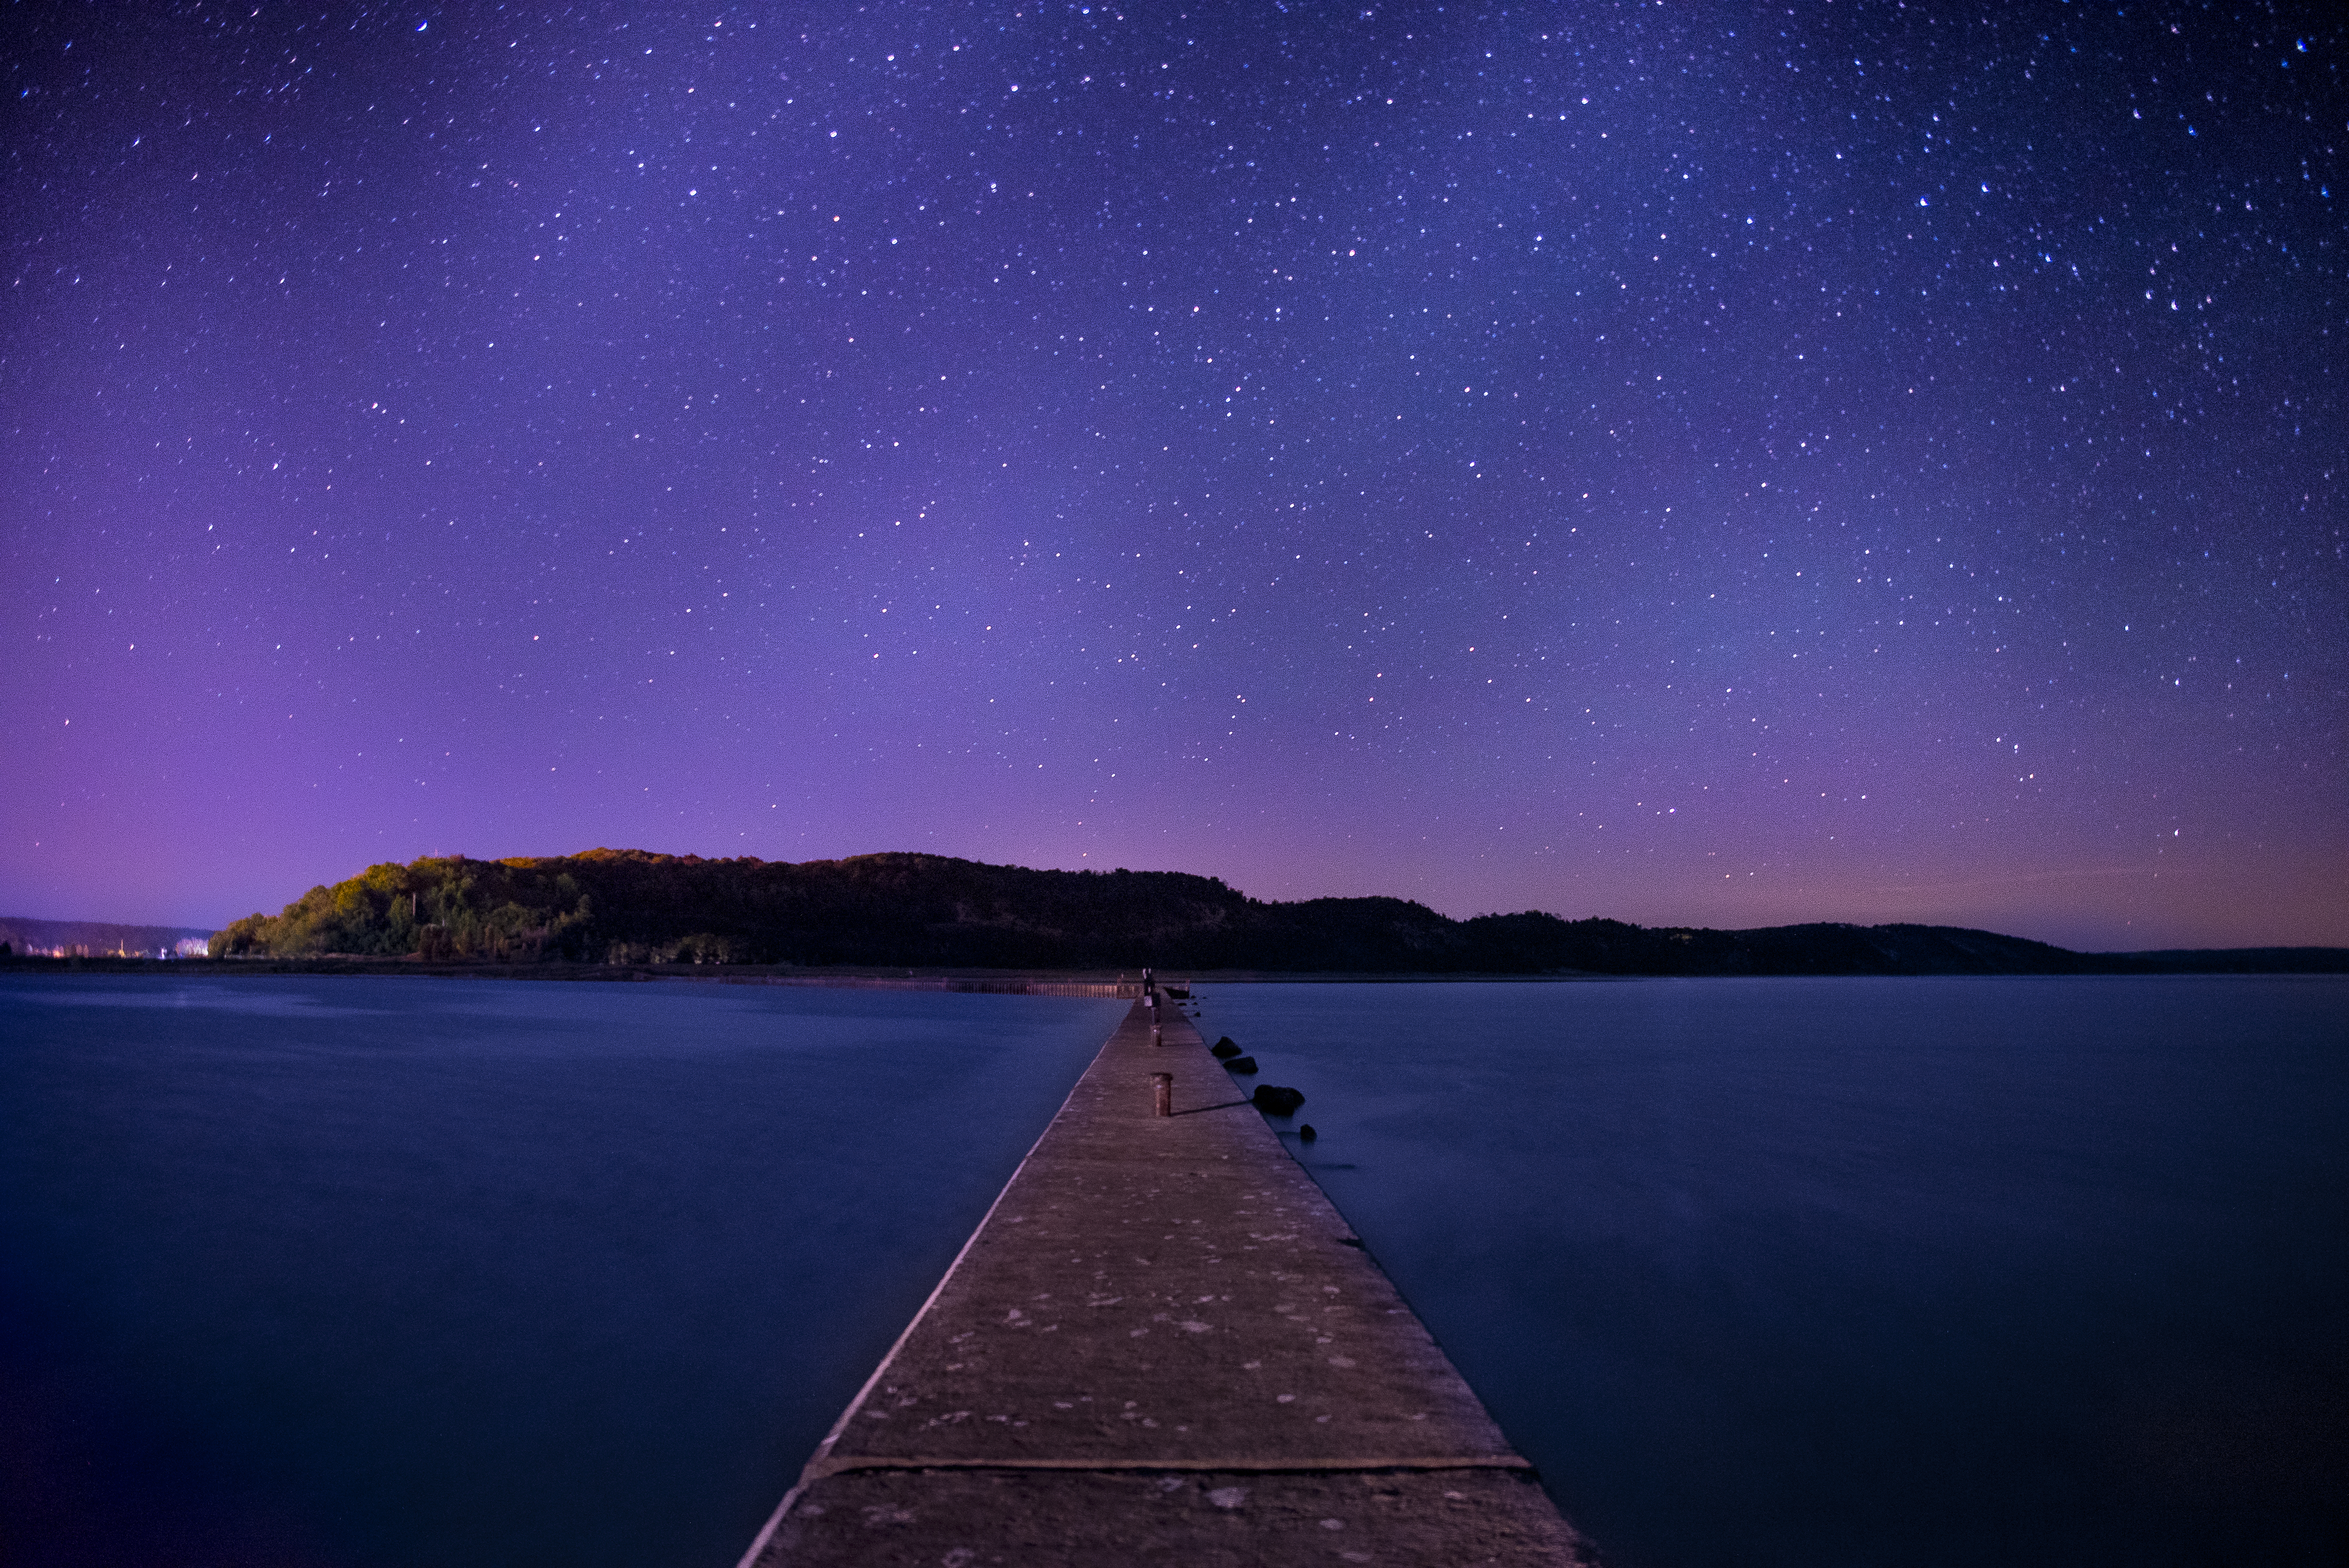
1150 1073 1173 1118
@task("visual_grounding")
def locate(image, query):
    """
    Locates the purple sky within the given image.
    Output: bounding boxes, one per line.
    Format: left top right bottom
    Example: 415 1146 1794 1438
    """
5 4 2342 951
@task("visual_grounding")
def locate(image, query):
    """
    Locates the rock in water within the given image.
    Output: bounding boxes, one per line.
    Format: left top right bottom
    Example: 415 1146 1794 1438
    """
1298 1124 1317 1142
1223 1055 1258 1075
1211 1037 1242 1059
1251 1085 1305 1115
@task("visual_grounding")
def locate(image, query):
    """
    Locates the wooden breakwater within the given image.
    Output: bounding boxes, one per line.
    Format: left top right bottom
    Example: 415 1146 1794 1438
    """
738 994 1593 1566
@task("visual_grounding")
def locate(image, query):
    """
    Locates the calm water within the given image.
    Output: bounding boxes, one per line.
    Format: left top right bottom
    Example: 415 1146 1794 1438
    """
5 976 2344 1566
1201 976 2349 1568
0 976 1126 1568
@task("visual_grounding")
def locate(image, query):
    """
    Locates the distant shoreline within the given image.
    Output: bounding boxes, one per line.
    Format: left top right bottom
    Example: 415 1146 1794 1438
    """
5 953 2345 981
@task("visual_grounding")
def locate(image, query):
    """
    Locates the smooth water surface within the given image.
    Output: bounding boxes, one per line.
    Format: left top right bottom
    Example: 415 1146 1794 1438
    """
1199 977 2349 1568
0 975 1125 1568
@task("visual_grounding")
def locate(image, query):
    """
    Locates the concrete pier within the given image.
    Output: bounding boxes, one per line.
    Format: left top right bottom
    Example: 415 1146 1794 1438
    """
740 997 1595 1566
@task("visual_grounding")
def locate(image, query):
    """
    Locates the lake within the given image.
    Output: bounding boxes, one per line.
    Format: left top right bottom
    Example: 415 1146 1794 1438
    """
1201 976 2349 1567
3 973 2343 1566
0 975 1126 1568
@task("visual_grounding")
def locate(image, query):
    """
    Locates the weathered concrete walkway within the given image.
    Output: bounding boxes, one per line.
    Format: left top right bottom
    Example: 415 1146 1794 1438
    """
740 997 1595 1566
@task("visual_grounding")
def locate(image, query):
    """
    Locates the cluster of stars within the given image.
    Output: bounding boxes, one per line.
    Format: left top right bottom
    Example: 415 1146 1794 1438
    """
2 3 2340 948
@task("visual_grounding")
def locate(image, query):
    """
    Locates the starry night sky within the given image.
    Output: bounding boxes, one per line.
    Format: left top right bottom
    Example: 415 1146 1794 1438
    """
5 3 2342 950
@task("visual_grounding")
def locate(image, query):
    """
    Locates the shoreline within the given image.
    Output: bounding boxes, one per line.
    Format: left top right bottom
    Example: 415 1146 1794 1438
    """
5 955 2344 982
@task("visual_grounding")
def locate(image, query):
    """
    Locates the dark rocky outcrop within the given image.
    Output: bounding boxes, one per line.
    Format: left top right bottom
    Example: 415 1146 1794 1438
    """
1251 1085 1306 1115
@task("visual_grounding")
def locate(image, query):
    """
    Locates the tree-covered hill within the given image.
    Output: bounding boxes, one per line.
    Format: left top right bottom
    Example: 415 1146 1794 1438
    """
208 848 2161 975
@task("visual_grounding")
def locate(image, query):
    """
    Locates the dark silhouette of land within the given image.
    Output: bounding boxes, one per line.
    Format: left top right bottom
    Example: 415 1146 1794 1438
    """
141 850 2344 978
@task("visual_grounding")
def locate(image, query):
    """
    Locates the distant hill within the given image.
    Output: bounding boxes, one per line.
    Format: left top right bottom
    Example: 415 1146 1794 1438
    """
197 850 2349 976
1 916 216 959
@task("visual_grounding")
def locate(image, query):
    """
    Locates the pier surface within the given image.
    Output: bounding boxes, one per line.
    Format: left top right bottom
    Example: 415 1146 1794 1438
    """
741 997 1594 1566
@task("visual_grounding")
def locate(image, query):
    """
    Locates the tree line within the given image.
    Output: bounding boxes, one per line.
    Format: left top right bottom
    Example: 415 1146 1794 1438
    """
208 848 2154 975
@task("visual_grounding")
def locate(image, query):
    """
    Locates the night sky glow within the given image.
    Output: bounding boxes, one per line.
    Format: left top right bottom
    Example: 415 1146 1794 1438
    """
5 3 2343 950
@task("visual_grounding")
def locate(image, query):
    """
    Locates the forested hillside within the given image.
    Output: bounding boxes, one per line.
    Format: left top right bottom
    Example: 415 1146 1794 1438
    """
207 849 2146 975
